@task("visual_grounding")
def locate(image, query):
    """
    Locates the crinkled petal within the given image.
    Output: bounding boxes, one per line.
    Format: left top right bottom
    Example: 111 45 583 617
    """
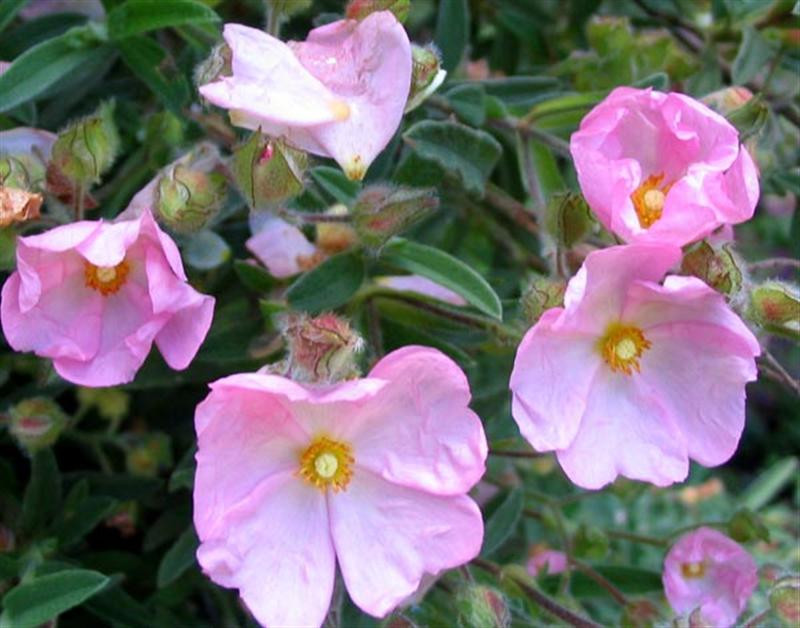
245 215 317 278
329 470 483 618
556 369 689 489
196 471 335 628
342 346 486 495
76 218 142 267
19 221 99 253
510 308 599 451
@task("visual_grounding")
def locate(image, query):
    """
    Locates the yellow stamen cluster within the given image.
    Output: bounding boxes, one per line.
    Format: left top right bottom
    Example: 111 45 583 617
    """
681 561 708 580
84 260 130 296
631 173 673 228
299 436 354 492
599 323 651 375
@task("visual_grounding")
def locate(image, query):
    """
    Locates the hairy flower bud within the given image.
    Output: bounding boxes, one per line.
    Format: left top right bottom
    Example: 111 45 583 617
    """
232 133 307 210
728 508 770 543
353 185 438 249
0 156 32 190
405 44 447 113
49 101 119 185
8 398 68 452
316 204 358 255
156 164 226 233
76 387 130 423
346 0 410 22
521 275 566 324
770 576 800 627
124 432 173 478
620 599 659 628
545 192 592 249
749 282 800 328
194 42 232 91
455 585 510 628
281 312 363 383
681 241 744 297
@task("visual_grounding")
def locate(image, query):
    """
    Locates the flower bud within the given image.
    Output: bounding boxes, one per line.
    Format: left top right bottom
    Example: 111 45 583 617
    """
455 585 510 628
194 42 232 91
728 508 770 543
156 164 226 233
345 0 410 22
620 599 659 628
352 185 438 249
573 523 609 560
0 156 32 190
770 576 800 627
521 275 566 324
760 563 783 586
282 312 364 383
124 432 173 478
232 133 307 209
681 242 744 297
749 281 800 328
544 192 592 249
49 101 119 185
701 86 754 116
405 44 447 113
726 96 769 142
316 204 358 255
8 398 68 452
76 387 130 423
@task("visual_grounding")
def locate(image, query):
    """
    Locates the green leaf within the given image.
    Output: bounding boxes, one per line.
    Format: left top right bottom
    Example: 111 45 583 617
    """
108 0 219 40
481 487 523 556
742 456 799 511
541 566 663 597
633 72 670 90
234 260 277 292
381 238 502 319
57 496 117 549
732 27 775 85
157 527 199 588
444 83 486 126
404 120 502 197
1 569 110 628
182 230 231 270
20 448 61 534
475 76 561 108
310 166 361 205
0 27 105 113
434 0 469 73
0 0 28 33
117 35 190 114
85 587 154 628
287 251 365 313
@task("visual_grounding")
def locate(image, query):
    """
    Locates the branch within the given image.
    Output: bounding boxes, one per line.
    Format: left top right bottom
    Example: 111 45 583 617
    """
759 350 800 397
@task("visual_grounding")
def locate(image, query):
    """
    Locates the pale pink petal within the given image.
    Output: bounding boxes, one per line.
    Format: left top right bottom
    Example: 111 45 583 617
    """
556 369 689 489
0 127 57 162
329 470 483 617
245 216 317 278
636 177 720 244
342 346 486 495
707 145 759 224
76 218 142 267
196 471 335 628
377 275 468 306
19 221 99 253
139 208 188 281
527 550 568 576
510 308 599 451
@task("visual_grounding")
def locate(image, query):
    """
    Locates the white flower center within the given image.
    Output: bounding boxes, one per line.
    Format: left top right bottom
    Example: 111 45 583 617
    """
314 452 339 479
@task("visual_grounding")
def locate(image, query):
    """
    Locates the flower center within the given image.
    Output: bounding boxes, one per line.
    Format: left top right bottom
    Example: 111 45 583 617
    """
599 323 651 375
299 436 354 492
681 561 707 579
631 173 673 228
84 260 130 296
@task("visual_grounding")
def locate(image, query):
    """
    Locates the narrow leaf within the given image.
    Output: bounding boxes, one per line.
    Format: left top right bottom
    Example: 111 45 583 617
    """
0 0 28 33
742 456 799 511
287 251 365 313
108 0 219 40
434 0 468 73
481 487 524 556
157 527 199 588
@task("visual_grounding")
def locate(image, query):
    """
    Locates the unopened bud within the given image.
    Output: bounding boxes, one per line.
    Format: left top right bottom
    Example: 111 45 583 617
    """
702 86 754 116
0 156 32 190
545 192 592 249
105 501 138 538
455 585 510 628
346 0 410 22
573 523 609 560
124 432 173 478
50 101 119 185
316 204 358 255
156 164 226 233
726 96 769 142
621 599 659 628
770 576 800 627
353 185 438 249
232 133 307 209
760 563 783 586
9 398 68 452
521 275 566 324
728 508 770 543
282 312 363 383
405 44 447 113
194 43 232 90
681 242 744 296
750 282 800 328
76 387 130 423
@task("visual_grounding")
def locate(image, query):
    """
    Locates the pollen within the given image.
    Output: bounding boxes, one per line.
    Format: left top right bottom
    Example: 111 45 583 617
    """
299 436 354 492
84 260 130 296
631 173 673 228
599 322 651 375
680 561 707 580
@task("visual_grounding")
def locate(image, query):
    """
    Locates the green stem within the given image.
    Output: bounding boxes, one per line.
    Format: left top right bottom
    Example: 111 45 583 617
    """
568 558 629 606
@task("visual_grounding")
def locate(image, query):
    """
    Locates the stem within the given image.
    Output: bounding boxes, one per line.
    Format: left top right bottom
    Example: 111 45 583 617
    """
472 559 601 628
516 132 545 209
568 558 629 606
75 182 85 220
265 1 281 37
365 298 384 359
286 210 353 224
489 448 545 458
743 609 771 628
749 257 800 271
484 183 540 235
759 350 800 397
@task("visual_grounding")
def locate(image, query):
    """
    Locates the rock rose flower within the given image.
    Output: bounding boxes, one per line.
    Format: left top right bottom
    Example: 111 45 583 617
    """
1 211 214 386
509 244 760 489
193 346 487 627
199 11 412 180
570 87 759 246
663 527 757 627
527 548 567 576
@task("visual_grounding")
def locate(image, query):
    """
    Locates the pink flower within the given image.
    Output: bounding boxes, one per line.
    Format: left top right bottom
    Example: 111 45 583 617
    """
1 211 215 386
527 548 567 576
570 87 759 246
193 346 487 627
246 215 319 278
509 244 760 489
200 12 412 181
663 527 757 627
